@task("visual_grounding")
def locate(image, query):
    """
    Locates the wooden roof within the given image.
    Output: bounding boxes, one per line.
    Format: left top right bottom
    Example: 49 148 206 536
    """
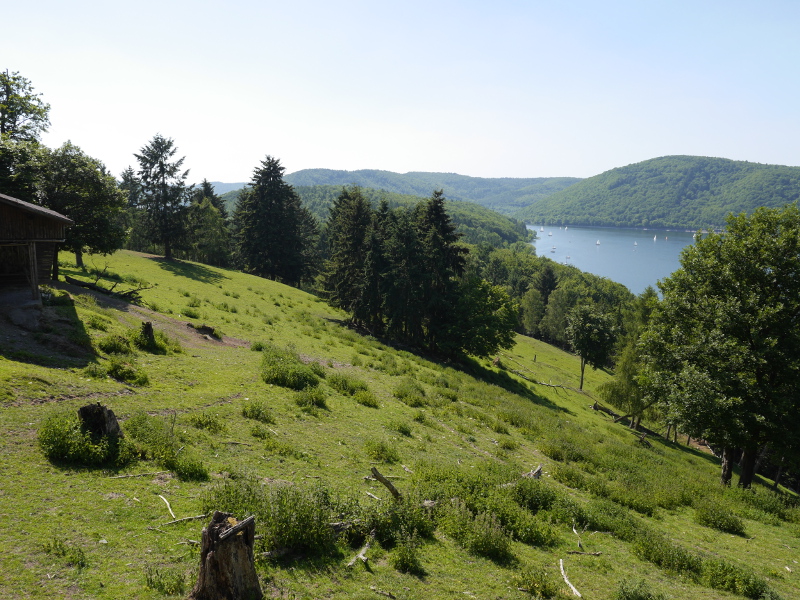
0 192 73 225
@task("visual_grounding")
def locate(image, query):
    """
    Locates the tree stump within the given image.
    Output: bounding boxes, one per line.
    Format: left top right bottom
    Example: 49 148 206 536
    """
78 402 122 438
141 321 156 346
188 511 263 600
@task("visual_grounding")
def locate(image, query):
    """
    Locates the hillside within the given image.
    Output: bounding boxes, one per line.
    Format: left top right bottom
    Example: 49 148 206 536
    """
222 184 533 247
1 251 797 599
515 155 800 229
283 169 581 215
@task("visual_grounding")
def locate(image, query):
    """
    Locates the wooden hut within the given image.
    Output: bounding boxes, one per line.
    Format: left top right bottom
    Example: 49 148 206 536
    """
0 192 73 300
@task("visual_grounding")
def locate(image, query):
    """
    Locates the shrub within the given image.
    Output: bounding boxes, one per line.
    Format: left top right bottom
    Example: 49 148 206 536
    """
144 565 187 595
202 478 338 556
183 307 200 319
130 325 182 354
439 499 513 562
125 412 208 481
614 578 667 600
631 533 701 574
390 527 424 575
353 390 379 408
694 502 746 535
513 564 564 598
511 478 559 514
39 409 135 467
188 412 225 434
364 437 399 463
242 400 275 424
367 497 435 547
263 435 299 457
42 537 88 571
106 357 149 385
389 420 412 437
260 344 319 390
97 334 133 355
166 452 209 481
393 377 426 407
86 314 109 331
328 372 369 396
294 387 327 411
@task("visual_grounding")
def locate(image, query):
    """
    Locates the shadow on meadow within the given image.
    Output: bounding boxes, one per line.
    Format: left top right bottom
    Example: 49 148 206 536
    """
149 256 228 284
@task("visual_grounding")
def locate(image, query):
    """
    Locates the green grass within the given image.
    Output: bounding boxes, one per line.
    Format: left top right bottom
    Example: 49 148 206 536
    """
0 249 796 599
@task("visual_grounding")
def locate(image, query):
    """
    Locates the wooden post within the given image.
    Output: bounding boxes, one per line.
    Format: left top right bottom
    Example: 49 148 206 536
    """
189 511 262 600
28 242 39 300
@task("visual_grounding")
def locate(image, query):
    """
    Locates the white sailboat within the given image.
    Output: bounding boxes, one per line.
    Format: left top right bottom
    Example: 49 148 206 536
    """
596 240 600 245
653 235 657 241
634 241 638 246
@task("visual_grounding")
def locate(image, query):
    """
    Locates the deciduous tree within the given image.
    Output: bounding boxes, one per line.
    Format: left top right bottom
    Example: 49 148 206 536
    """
0 70 50 141
566 304 615 390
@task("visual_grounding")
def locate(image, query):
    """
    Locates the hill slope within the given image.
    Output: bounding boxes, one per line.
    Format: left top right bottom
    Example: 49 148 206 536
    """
515 155 800 229
1 251 796 599
284 168 581 215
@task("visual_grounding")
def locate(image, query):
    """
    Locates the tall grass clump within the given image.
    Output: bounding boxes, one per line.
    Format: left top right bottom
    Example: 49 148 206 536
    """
353 390 379 408
328 372 369 396
125 412 209 481
614 578 667 600
144 565 187 595
439 499 513 562
390 527 425 575
42 537 89 571
106 356 149 385
38 409 136 467
260 343 319 390
513 564 565 598
694 502 746 535
242 399 275 423
393 377 426 407
129 324 182 354
364 437 400 463
202 478 338 556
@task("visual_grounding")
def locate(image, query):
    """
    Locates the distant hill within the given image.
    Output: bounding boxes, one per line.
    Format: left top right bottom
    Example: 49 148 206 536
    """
514 156 800 229
207 181 247 195
283 169 580 215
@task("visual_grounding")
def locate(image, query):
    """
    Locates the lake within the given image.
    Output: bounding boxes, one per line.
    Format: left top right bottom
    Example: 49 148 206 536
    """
527 225 698 295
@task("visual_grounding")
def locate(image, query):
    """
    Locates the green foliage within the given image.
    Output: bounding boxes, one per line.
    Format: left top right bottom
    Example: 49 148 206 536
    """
144 565 186 596
516 155 800 229
260 343 320 390
439 499 513 562
390 527 425 575
393 377 426 407
130 325 182 354
187 411 225 434
106 357 149 385
38 409 135 467
294 387 327 411
353 390 379 408
631 533 702 574
364 437 400 463
242 400 275 424
694 502 746 535
327 372 369 396
0 70 50 141
613 578 667 600
513 564 565 599
511 478 560 514
97 334 133 355
202 478 338 556
124 412 208 481
42 537 88 571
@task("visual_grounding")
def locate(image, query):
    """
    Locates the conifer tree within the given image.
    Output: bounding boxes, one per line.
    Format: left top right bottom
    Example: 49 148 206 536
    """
233 156 318 286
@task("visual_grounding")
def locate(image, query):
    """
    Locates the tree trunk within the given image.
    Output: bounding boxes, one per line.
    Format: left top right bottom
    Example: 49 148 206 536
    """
75 249 84 268
164 239 172 260
754 443 770 473
720 447 734 486
579 357 585 390
189 511 262 600
772 456 785 491
665 424 672 440
52 248 60 280
738 446 758 488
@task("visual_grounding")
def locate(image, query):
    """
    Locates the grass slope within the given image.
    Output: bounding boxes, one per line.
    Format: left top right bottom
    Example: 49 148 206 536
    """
515 155 800 230
0 250 798 600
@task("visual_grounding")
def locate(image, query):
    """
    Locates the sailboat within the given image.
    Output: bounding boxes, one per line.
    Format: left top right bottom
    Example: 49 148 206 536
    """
596 240 600 245
634 241 638 246
540 226 544 232
548 231 553 236
653 235 657 241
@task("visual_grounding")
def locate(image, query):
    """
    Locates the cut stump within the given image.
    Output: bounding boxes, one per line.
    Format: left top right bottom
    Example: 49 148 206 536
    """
78 403 122 438
188 511 262 600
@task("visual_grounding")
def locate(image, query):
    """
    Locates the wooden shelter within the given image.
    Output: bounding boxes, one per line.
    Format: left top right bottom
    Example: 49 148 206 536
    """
0 192 72 300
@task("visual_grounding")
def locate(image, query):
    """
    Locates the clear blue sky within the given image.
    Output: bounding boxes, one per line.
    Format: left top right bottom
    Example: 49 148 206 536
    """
5 0 800 182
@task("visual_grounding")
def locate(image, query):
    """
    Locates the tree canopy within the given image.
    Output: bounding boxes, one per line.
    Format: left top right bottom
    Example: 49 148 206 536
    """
640 204 800 486
0 70 50 142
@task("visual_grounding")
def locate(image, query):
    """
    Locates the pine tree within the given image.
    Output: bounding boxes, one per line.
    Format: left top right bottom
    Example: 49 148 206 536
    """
134 134 190 260
233 156 318 286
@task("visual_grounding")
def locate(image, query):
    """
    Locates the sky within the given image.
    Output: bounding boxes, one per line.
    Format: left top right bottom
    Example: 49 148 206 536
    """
4 0 800 183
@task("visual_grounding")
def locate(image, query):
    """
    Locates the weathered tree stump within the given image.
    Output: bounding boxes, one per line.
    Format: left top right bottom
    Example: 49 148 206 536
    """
188 511 262 600
78 402 122 438
140 321 156 346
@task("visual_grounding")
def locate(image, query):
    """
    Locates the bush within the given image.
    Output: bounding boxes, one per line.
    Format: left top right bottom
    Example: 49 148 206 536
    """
125 412 208 481
513 564 564 598
242 400 275 423
389 420 412 437
202 478 338 556
294 387 327 411
614 578 667 600
130 325 182 354
353 390 379 408
393 377 426 407
439 499 513 562
364 437 399 463
511 478 559 514
106 357 149 385
260 344 319 390
694 502 746 535
390 527 425 575
38 410 136 467
188 411 225 434
97 334 133 355
701 558 772 598
631 533 702 574
328 372 369 396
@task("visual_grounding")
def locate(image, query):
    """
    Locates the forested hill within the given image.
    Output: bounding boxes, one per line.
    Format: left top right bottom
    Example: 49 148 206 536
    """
514 155 800 229
295 184 532 247
283 169 581 215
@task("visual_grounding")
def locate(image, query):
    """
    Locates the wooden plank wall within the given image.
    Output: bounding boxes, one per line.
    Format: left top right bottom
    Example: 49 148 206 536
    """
0 204 66 242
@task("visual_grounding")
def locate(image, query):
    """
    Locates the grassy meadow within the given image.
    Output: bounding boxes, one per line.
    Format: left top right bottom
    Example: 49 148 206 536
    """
0 250 798 600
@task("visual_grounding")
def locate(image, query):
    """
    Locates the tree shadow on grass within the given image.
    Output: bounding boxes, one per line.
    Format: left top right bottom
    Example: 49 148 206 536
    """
149 257 228 284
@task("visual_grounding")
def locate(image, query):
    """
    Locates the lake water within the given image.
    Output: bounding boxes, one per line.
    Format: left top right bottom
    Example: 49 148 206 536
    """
527 225 698 295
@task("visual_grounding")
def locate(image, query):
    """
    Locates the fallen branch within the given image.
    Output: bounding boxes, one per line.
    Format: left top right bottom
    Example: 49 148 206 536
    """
162 514 209 526
567 551 602 556
370 586 396 599
158 494 176 519
560 559 582 597
224 440 252 446
109 471 168 479
218 515 255 542
347 530 375 567
371 467 402 500
366 491 382 501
